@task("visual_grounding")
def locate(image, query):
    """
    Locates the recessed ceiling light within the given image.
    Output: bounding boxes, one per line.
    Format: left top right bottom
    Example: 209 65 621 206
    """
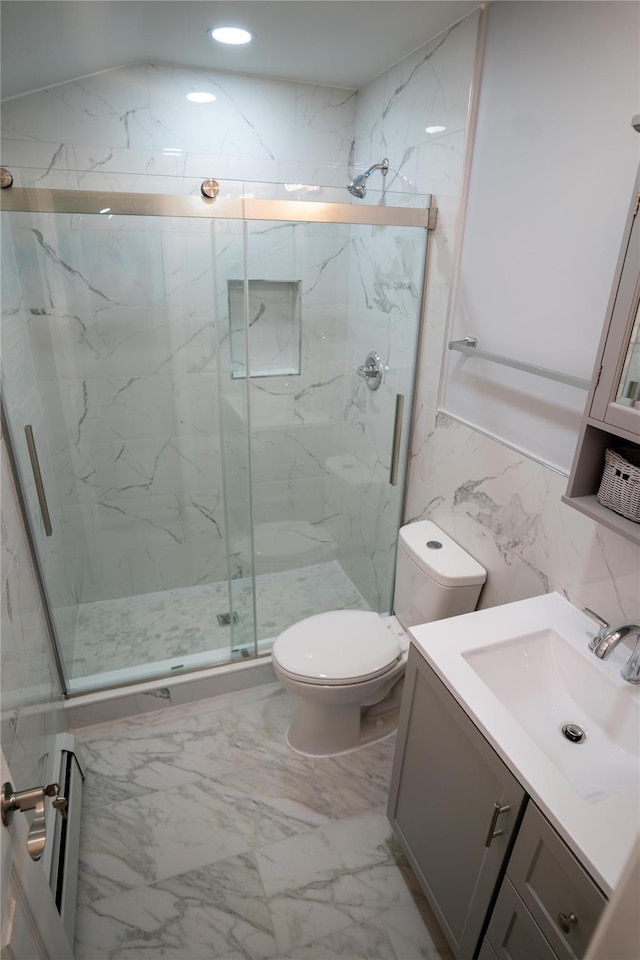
209 26 252 45
186 92 216 103
425 125 447 134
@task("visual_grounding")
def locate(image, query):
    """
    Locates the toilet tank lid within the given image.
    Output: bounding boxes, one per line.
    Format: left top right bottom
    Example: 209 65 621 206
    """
398 521 487 587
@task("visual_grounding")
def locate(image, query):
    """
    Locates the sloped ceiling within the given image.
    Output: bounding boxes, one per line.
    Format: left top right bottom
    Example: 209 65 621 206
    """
1 0 479 99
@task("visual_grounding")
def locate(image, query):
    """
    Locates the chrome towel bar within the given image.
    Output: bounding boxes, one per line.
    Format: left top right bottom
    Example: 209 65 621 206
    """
448 337 590 391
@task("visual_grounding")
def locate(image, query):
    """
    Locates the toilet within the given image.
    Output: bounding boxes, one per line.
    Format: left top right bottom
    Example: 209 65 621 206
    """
272 521 487 756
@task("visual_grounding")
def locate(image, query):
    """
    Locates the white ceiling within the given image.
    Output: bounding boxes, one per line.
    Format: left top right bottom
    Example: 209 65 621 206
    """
0 1 479 100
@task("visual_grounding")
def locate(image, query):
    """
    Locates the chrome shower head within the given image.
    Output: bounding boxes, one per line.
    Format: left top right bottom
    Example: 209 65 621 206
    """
347 158 389 198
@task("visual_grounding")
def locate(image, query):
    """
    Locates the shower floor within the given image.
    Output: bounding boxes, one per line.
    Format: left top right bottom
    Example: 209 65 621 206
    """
71 560 370 680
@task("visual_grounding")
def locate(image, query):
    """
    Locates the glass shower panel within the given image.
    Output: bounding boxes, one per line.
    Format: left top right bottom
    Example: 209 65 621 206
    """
343 222 427 614
213 217 257 658
2 207 239 690
245 216 427 641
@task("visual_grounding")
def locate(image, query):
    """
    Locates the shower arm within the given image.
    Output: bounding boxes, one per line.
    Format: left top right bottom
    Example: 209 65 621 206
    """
364 159 389 180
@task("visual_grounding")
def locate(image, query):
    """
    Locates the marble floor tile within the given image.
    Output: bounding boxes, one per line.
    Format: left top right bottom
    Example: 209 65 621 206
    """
77 796 158 906
76 708 236 810
255 810 414 954
275 917 397 959
74 853 279 960
370 902 455 960
74 685 452 960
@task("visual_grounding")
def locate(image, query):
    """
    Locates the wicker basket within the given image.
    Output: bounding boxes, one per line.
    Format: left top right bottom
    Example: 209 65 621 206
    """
597 447 640 523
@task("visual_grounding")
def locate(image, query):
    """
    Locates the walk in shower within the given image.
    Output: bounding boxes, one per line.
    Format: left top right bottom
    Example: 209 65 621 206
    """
0 175 433 694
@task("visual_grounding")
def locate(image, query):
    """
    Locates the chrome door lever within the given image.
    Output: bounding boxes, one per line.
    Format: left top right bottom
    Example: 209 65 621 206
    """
1 781 67 861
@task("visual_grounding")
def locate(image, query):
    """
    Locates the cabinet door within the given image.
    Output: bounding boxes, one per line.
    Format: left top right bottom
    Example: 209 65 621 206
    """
507 804 606 960
486 878 557 960
388 646 527 960
589 167 640 437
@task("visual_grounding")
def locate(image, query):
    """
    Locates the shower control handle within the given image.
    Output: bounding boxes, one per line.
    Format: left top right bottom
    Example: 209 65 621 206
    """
357 351 384 390
1 781 67 861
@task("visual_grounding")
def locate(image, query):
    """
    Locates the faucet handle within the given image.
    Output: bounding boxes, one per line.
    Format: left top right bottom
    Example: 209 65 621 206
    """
583 608 610 650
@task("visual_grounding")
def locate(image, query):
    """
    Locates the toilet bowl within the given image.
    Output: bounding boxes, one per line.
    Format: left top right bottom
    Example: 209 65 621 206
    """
272 521 486 756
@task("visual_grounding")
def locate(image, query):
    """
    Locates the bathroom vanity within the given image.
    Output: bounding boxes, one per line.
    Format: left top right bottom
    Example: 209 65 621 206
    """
387 594 639 960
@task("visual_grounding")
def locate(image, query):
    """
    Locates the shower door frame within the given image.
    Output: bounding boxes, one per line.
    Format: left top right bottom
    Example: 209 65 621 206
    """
1 183 435 697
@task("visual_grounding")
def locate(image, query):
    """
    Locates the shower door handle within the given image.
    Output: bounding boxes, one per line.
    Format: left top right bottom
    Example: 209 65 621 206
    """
389 394 404 486
24 425 53 536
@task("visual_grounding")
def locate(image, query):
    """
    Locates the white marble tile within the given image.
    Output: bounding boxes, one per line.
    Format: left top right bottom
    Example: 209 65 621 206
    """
353 13 479 174
1 65 153 149
148 64 296 160
370 901 454 960
294 85 357 166
74 854 278 960
407 415 640 624
0 139 78 188
76 796 161 905
256 810 413 954
278 919 396 959
76 707 235 810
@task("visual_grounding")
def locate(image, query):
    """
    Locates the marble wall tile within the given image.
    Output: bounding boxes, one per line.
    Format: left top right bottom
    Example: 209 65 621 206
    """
0 139 78 188
148 64 296 159
408 415 640 624
1 66 153 149
352 11 480 190
294 85 357 165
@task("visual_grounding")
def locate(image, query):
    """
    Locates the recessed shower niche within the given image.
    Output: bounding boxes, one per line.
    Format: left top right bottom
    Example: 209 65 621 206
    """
228 279 302 378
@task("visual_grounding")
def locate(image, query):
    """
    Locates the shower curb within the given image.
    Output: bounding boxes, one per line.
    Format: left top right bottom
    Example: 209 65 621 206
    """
65 657 277 729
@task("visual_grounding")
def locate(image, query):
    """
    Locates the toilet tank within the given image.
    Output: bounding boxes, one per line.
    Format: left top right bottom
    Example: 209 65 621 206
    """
393 521 487 630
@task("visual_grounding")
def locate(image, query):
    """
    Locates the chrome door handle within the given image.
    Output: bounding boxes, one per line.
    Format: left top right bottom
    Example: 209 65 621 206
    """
24 425 53 536
1 781 67 861
484 801 510 847
389 394 404 486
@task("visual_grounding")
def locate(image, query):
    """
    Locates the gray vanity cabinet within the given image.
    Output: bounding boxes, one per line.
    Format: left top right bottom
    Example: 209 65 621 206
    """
484 878 558 960
387 645 527 960
505 804 606 960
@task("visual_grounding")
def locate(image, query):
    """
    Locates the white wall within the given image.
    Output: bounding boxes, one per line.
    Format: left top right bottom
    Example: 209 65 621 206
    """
407 1 640 626
442 0 640 473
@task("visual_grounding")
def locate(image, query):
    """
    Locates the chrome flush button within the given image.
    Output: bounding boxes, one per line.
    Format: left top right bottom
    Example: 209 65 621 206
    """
426 540 443 549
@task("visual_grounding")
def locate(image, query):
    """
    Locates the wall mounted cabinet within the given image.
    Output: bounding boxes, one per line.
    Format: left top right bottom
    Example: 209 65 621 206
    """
388 645 607 960
564 166 640 544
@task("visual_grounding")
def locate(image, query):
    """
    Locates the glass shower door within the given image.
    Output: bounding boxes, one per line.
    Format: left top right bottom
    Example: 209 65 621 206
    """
244 215 427 644
1 205 249 690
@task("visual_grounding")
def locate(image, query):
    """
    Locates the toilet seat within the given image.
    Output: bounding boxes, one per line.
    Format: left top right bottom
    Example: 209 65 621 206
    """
273 610 402 685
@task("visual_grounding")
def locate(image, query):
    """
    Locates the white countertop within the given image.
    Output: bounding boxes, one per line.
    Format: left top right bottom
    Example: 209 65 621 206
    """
408 592 640 895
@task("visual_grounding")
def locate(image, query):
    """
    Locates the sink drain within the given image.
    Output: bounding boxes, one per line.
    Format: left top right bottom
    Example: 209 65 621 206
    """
562 723 587 744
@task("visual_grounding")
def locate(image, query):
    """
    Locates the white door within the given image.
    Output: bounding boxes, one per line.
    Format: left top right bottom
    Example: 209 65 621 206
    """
1 751 73 960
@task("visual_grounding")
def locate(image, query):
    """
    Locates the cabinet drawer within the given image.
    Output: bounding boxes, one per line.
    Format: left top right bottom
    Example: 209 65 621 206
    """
487 878 557 960
507 804 606 960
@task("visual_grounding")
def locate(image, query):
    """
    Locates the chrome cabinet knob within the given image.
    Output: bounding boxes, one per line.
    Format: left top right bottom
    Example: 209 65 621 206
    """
558 911 578 933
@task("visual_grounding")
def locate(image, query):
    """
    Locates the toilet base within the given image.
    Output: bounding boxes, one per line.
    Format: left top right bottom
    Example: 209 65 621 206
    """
284 675 404 757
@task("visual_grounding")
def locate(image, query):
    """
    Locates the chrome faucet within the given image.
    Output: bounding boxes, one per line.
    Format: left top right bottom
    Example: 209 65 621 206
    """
584 610 640 683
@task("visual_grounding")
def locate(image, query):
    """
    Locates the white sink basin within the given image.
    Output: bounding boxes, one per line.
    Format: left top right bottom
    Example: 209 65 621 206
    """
463 628 639 803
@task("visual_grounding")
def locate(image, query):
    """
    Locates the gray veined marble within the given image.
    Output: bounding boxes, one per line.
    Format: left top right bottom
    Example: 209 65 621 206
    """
71 560 369 681
75 685 451 959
